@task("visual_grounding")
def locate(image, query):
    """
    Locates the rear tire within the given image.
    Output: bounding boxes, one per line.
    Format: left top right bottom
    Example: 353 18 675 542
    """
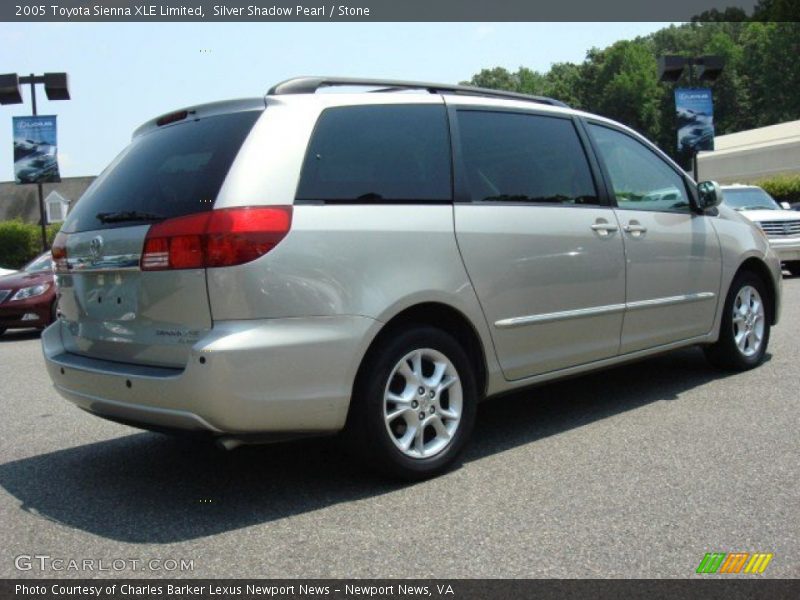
703 271 771 371
345 326 477 481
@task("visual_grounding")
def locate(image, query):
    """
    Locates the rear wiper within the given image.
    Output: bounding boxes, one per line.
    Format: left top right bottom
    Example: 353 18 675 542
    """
96 210 165 223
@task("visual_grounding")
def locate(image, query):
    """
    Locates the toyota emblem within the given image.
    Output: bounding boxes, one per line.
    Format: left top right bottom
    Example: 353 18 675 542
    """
89 236 104 260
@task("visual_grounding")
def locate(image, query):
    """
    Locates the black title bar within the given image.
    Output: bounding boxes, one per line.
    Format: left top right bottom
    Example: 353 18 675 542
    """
3 580 800 600
5 0 762 22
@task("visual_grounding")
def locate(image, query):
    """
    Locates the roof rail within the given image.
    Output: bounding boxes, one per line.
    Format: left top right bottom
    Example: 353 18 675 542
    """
267 76 569 108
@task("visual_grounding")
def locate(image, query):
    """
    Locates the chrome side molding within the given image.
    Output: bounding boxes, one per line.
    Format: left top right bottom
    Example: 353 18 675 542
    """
495 303 626 329
495 292 716 329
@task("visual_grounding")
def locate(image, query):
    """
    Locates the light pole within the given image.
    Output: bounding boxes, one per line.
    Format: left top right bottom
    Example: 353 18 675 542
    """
658 55 724 181
0 72 70 251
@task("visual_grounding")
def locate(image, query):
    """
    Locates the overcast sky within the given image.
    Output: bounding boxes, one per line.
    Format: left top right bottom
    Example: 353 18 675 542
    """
1 22 674 180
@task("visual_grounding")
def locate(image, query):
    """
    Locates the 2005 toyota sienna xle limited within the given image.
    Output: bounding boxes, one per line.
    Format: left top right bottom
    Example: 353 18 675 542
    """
43 77 782 479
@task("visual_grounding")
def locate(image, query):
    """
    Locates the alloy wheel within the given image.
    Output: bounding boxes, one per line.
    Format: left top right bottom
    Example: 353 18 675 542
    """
383 348 463 459
732 285 765 357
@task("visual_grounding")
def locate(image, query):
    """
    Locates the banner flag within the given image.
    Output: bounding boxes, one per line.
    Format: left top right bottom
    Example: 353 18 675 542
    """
13 115 62 184
675 88 714 153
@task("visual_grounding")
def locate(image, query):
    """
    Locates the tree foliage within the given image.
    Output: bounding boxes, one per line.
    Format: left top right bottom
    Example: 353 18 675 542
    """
462 18 800 168
0 220 60 269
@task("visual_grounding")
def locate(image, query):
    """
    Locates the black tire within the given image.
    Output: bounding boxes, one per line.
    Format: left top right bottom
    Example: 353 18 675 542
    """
345 326 478 481
0 327 5 336
785 261 800 277
703 271 771 371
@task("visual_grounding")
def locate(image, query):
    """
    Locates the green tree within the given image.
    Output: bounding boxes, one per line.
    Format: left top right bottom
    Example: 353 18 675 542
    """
462 20 800 164
462 67 519 91
752 0 800 21
741 22 800 127
543 62 585 108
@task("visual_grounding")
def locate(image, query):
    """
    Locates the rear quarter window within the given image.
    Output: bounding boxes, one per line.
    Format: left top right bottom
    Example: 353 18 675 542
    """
61 110 261 233
456 110 599 205
296 104 452 203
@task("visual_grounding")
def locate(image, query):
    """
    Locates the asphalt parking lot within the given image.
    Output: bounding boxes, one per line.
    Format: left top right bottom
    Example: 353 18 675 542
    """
0 278 798 579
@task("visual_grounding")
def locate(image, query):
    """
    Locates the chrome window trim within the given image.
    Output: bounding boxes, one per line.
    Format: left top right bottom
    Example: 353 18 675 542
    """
495 292 716 329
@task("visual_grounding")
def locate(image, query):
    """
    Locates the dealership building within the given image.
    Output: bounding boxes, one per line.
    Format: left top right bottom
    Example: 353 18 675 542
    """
698 119 800 184
0 176 94 224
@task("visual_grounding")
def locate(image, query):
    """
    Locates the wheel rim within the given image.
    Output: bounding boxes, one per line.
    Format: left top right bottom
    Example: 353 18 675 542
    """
383 348 463 459
732 285 765 358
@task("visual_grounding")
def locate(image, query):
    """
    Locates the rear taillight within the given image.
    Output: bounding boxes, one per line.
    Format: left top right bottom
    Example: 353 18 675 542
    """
52 232 69 273
141 206 293 271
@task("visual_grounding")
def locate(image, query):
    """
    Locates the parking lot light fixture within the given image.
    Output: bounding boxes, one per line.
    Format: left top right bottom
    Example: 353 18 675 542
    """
0 73 23 105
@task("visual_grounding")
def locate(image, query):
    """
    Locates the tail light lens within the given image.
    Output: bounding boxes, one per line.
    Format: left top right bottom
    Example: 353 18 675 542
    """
51 232 69 273
141 206 293 271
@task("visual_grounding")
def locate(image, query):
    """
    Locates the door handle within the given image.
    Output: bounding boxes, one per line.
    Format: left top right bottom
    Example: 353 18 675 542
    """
623 222 648 237
591 222 619 237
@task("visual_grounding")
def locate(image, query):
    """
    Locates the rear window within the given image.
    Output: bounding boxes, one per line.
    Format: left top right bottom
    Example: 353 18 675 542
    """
296 105 452 203
61 110 261 233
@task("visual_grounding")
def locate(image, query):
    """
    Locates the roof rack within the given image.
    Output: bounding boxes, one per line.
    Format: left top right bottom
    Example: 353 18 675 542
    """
267 76 569 108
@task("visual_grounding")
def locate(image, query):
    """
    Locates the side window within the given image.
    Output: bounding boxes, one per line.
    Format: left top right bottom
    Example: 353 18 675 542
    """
296 105 451 203
456 110 599 205
588 123 690 212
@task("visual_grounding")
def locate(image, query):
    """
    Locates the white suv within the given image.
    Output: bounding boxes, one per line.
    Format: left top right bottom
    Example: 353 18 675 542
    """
43 77 782 479
721 184 800 276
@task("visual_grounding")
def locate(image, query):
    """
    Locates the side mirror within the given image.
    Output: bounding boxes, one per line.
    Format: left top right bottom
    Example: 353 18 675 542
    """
696 180 722 210
781 201 791 210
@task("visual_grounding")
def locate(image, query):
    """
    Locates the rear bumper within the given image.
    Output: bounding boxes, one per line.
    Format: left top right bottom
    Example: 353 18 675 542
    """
42 315 380 434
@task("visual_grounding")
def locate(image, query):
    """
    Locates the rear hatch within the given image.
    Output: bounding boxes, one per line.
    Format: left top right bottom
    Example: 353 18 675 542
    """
54 105 263 368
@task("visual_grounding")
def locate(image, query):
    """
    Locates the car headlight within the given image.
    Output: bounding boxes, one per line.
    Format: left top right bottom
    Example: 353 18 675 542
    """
10 283 51 301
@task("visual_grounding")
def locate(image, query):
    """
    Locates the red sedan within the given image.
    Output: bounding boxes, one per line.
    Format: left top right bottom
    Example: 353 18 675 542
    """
0 252 57 335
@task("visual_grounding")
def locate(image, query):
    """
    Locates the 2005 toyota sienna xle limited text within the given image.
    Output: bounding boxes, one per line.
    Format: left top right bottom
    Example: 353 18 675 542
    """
43 77 782 479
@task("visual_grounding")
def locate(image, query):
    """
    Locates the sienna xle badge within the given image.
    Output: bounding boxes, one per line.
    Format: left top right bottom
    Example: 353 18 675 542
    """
43 77 782 479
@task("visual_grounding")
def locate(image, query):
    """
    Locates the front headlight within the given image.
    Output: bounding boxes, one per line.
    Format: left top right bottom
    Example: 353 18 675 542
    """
10 283 51 301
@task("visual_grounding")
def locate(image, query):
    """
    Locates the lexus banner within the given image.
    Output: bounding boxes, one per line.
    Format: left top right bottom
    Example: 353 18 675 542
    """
674 88 715 154
12 115 62 184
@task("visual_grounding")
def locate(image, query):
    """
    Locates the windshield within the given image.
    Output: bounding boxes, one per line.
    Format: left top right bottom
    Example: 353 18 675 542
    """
722 188 781 211
61 110 261 233
24 253 53 273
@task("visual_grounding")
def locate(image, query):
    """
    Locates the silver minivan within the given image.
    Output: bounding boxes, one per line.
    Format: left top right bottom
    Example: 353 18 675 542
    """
43 77 782 479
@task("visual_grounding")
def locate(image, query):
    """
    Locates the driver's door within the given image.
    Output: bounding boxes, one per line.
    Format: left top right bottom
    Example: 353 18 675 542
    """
586 122 722 354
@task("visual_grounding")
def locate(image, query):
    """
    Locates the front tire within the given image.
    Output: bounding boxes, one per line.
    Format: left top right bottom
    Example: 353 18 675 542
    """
346 326 478 480
704 271 771 371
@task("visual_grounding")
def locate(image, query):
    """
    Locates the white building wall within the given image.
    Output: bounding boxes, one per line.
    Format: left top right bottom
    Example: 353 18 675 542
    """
698 119 800 184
